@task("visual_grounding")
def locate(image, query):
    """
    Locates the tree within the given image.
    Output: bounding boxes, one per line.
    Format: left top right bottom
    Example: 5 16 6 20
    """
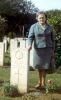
0 0 39 15
46 10 61 67
0 16 7 41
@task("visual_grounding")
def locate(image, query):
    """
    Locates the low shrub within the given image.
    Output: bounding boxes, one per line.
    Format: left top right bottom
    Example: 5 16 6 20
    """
30 66 35 71
56 66 61 74
46 79 58 93
3 82 20 97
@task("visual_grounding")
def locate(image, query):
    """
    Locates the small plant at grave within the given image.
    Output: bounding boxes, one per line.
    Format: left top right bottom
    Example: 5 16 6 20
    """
3 82 20 97
46 79 57 94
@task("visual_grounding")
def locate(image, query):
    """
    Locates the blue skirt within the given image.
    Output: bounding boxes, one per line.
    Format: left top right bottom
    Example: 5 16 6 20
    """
33 48 53 69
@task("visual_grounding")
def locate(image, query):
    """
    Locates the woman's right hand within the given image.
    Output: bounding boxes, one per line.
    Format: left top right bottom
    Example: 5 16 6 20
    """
27 45 32 51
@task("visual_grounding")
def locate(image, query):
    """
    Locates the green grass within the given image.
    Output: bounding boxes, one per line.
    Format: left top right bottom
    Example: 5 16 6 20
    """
0 67 61 99
4 51 11 66
0 67 10 81
46 73 61 87
1 66 61 88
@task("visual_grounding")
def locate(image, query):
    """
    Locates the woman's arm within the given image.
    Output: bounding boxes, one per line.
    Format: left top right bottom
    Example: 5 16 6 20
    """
28 25 35 50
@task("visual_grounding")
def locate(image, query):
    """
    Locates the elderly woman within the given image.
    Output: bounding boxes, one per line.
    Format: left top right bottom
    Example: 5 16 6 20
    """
28 12 55 89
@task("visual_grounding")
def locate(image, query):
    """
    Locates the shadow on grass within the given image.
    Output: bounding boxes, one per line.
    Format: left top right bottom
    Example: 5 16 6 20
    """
29 86 61 94
53 86 61 94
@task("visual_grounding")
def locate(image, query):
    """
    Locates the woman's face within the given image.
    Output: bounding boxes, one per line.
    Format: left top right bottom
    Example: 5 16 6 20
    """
37 14 46 25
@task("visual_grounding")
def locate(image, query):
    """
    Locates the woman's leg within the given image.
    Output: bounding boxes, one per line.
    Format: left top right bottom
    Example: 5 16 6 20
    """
38 69 46 87
35 69 46 89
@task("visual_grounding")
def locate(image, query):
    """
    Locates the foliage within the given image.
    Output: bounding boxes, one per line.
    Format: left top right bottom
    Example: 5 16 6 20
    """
30 66 35 71
55 45 61 67
0 15 7 41
0 0 23 15
22 0 39 14
56 66 61 74
46 10 61 67
0 0 39 15
46 10 61 40
46 79 58 93
3 82 20 97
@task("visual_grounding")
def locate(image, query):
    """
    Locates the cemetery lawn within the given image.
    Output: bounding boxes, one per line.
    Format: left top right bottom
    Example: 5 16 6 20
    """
0 67 61 100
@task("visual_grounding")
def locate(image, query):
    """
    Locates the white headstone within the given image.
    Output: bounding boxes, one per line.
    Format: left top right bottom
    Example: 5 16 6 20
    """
10 38 29 93
0 42 4 66
18 38 34 67
10 39 18 85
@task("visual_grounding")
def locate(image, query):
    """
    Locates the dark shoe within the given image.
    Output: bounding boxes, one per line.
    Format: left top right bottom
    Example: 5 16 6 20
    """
40 86 45 90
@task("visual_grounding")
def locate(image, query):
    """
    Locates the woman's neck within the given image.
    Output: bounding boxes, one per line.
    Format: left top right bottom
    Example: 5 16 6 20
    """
39 22 47 27
38 22 46 25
